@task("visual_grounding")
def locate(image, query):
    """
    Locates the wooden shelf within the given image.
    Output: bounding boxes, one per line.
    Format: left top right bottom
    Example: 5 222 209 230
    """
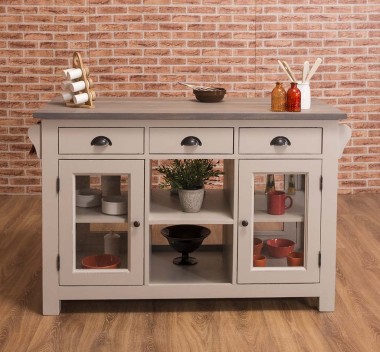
76 206 128 224
254 191 305 222
149 189 234 225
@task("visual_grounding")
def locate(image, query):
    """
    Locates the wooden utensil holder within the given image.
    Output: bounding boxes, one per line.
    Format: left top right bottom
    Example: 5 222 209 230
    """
64 52 95 109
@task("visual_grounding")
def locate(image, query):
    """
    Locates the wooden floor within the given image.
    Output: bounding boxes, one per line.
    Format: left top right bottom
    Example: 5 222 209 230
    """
0 195 379 352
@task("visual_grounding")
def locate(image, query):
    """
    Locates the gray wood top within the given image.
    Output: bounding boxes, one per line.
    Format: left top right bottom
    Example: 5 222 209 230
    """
33 97 346 120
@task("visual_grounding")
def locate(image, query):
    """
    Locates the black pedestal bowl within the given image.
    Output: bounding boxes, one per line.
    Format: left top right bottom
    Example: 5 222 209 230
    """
160 225 211 265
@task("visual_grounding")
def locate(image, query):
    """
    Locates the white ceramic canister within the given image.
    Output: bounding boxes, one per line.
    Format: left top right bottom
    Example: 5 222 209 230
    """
104 231 120 256
65 67 83 80
61 80 72 90
296 81 311 109
61 91 73 102
73 92 89 105
69 80 86 93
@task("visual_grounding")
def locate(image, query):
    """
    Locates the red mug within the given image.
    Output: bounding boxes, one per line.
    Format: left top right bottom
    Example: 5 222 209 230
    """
267 191 293 215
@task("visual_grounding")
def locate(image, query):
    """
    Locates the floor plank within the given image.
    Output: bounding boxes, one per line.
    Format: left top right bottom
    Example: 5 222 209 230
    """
0 195 379 352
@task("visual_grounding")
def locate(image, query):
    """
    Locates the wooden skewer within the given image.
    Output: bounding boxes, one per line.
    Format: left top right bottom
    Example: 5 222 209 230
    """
306 58 322 82
302 61 309 83
177 82 218 91
277 60 294 82
282 61 297 82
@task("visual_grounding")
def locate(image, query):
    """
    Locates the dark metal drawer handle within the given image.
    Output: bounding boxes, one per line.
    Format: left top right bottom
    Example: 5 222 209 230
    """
270 136 291 147
242 220 249 227
181 136 202 147
90 136 112 146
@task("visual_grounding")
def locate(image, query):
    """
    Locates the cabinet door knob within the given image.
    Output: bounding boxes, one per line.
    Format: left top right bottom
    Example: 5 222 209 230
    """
270 136 291 147
180 136 202 147
90 136 112 146
133 221 140 228
242 220 249 227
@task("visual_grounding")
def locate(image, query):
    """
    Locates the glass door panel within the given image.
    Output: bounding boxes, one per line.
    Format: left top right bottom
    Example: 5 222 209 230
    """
238 159 321 284
59 160 144 286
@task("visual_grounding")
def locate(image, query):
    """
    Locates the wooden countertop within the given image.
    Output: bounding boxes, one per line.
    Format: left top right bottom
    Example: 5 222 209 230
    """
34 97 346 120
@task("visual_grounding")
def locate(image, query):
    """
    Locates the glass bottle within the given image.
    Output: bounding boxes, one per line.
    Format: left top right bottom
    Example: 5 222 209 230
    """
271 82 287 112
265 174 275 194
287 174 296 195
287 82 301 112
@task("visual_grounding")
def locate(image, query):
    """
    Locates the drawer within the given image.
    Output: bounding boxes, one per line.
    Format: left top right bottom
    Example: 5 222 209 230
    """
239 128 322 154
59 128 144 154
149 128 233 154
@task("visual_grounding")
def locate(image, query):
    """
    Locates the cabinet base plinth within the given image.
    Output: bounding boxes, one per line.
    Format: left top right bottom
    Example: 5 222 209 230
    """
318 294 335 312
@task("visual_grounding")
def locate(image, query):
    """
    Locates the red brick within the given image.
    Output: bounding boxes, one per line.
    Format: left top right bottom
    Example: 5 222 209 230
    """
339 180 367 188
10 177 40 186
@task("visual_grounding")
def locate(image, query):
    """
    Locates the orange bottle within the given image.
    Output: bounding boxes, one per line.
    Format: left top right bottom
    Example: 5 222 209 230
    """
271 82 287 112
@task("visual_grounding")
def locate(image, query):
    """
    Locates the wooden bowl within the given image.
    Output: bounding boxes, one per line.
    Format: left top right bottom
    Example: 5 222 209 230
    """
193 88 226 103
266 238 295 258
81 254 121 269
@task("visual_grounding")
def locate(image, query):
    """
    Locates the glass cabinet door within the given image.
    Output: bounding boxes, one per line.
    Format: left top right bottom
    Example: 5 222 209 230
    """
59 160 144 286
238 160 321 284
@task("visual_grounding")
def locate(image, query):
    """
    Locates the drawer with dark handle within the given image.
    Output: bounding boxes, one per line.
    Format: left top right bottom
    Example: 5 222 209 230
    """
59 128 144 154
150 128 233 154
239 128 322 154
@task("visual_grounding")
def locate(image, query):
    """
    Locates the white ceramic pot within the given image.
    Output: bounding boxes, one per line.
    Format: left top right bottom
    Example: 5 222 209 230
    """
178 188 205 213
297 81 311 109
102 195 128 215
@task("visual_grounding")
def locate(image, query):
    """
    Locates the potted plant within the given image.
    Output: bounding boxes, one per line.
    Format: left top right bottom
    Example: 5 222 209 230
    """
157 159 222 213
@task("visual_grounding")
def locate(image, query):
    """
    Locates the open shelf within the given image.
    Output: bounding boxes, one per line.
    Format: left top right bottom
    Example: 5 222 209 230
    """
149 189 234 225
150 250 230 284
254 191 305 222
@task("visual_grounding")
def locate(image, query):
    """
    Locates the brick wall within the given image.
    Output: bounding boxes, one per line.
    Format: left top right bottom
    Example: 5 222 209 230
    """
0 0 379 194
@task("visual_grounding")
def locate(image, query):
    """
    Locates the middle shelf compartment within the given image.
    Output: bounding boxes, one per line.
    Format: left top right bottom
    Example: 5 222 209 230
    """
149 189 234 225
149 223 234 285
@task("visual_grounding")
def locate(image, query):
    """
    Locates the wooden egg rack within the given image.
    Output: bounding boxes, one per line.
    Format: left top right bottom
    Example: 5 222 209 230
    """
64 52 95 109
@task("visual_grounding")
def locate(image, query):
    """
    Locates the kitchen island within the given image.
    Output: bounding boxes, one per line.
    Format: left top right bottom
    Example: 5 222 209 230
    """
33 97 348 315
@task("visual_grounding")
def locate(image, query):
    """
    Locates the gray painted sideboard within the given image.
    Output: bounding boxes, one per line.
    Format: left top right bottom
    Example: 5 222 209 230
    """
33 97 349 315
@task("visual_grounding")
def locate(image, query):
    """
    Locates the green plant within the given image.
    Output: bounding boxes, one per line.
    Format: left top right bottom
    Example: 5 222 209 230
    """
157 159 222 190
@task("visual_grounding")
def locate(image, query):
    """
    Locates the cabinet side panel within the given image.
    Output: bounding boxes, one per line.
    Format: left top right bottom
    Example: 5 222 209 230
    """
41 121 61 315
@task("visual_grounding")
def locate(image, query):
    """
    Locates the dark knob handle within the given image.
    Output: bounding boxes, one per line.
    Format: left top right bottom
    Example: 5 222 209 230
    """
181 136 202 147
242 220 249 227
270 136 291 147
133 221 140 228
91 136 112 146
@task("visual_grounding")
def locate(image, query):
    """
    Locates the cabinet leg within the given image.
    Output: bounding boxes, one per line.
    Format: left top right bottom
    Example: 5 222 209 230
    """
43 298 61 316
318 294 335 312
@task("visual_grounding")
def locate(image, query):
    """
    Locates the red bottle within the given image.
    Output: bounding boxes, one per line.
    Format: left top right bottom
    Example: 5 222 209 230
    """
287 82 301 112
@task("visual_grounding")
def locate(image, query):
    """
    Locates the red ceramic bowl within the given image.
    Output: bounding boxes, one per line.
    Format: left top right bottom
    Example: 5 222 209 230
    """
266 238 295 258
253 238 263 255
81 254 121 269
